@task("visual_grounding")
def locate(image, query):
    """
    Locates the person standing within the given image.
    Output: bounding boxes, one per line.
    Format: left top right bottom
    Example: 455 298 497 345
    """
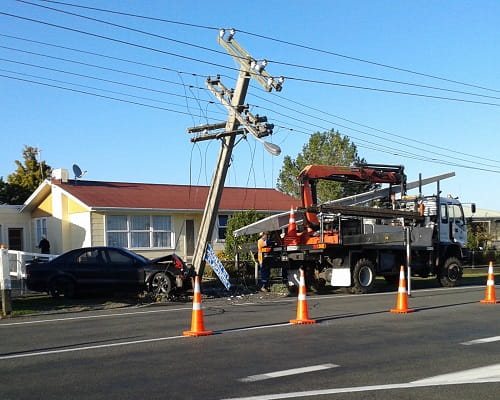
38 235 50 254
258 232 270 292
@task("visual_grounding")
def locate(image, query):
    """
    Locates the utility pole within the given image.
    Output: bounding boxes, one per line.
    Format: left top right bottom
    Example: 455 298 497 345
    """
188 29 283 277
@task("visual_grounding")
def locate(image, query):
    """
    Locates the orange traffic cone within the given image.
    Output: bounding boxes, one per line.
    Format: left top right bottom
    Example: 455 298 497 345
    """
183 275 213 336
290 269 316 324
287 206 297 237
480 261 500 304
390 266 415 313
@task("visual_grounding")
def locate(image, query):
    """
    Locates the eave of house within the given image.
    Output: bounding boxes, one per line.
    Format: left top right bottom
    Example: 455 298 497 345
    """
20 179 91 214
20 180 52 213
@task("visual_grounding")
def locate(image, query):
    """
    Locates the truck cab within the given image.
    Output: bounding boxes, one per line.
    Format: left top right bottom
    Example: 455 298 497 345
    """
439 196 467 246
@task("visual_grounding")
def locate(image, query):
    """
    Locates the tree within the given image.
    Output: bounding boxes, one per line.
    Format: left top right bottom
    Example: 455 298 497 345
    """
0 145 52 204
276 129 376 202
224 210 266 260
467 222 493 251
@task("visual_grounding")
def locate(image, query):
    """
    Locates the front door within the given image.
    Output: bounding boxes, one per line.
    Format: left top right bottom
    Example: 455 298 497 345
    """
8 228 23 251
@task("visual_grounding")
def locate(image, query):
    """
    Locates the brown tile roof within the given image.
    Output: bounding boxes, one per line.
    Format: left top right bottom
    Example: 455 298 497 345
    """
55 180 299 211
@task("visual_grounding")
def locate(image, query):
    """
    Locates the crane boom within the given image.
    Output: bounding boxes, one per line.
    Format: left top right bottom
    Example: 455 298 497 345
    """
298 164 406 228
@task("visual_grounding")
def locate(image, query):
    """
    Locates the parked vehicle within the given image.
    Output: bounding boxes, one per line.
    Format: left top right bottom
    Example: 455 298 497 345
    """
236 164 474 293
26 246 192 298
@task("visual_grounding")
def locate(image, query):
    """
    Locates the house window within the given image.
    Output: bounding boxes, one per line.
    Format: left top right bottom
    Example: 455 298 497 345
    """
217 214 230 240
106 215 128 248
106 215 173 249
34 218 48 244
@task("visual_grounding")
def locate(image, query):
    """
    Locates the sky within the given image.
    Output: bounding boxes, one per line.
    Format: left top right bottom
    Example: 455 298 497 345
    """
1 0 499 211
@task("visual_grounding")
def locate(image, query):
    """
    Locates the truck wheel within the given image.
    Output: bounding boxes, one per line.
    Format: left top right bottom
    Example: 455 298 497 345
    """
438 257 463 287
351 258 376 294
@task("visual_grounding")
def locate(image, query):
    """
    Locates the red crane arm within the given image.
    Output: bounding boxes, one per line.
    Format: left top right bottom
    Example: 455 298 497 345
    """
297 164 406 229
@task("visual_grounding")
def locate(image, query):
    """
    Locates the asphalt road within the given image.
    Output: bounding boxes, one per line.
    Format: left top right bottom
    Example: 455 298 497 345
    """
2 283 500 400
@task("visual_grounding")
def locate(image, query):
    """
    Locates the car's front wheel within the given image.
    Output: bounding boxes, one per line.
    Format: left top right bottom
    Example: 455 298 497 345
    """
49 277 76 298
149 272 173 296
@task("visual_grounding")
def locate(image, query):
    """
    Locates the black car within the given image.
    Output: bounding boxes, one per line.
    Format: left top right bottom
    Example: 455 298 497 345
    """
26 246 193 298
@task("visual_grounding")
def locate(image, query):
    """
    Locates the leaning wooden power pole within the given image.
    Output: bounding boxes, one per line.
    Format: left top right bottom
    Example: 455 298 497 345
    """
188 29 284 277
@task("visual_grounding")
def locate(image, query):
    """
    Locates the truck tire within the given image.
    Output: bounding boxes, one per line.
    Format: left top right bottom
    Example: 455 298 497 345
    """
437 257 463 287
351 258 376 294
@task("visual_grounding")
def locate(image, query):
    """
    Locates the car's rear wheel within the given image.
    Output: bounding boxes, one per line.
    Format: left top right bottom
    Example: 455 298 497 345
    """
49 277 76 298
149 272 173 296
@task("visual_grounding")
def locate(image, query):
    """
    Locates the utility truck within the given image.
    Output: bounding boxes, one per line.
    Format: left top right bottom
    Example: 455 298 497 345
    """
235 164 474 293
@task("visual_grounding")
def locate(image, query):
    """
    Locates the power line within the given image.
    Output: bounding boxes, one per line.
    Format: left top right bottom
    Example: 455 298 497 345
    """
4 37 498 170
236 36 500 96
0 56 209 100
29 0 500 94
4 32 498 167
251 92 500 166
256 104 500 172
3 46 497 171
0 33 215 78
18 0 230 58
0 68 227 115
31 0 220 31
0 73 218 118
3 70 499 175
282 76 500 107
0 45 212 91
268 92 500 165
16 1 500 103
3 11 499 108
3 6 499 174
272 123 500 174
0 12 237 72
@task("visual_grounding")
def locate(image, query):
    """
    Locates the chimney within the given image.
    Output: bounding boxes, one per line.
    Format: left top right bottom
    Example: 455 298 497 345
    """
52 168 69 183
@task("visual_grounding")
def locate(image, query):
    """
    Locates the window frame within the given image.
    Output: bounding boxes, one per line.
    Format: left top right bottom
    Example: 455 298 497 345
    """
105 215 174 250
34 217 48 245
216 214 231 242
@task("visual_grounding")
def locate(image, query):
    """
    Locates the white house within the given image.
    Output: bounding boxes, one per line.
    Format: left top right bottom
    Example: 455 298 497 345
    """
0 168 299 261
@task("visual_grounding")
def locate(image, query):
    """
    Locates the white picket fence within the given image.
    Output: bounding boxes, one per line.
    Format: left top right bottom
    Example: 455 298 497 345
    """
0 250 57 296
7 250 58 279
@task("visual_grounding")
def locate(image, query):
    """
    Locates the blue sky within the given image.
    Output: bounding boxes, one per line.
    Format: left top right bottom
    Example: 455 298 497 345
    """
1 0 499 210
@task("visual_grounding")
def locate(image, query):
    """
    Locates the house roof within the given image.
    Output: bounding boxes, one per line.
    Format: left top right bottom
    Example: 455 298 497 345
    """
463 205 500 219
52 180 299 212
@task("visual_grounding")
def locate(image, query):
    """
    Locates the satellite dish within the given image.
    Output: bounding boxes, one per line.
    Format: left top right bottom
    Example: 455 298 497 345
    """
72 164 87 179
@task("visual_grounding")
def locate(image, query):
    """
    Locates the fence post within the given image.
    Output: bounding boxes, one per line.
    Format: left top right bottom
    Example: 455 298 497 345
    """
0 245 12 316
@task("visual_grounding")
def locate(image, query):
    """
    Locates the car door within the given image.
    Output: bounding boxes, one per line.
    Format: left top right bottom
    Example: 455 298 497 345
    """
102 248 145 292
71 248 109 291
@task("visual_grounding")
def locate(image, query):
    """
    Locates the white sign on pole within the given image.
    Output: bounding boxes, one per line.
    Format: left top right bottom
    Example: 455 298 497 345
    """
0 248 11 290
205 244 231 290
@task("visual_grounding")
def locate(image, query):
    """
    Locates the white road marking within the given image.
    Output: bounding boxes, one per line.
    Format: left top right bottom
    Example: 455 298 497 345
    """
412 363 500 384
0 321 292 360
0 335 186 360
1 284 482 327
223 364 500 399
0 306 192 327
239 364 339 382
461 336 500 345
